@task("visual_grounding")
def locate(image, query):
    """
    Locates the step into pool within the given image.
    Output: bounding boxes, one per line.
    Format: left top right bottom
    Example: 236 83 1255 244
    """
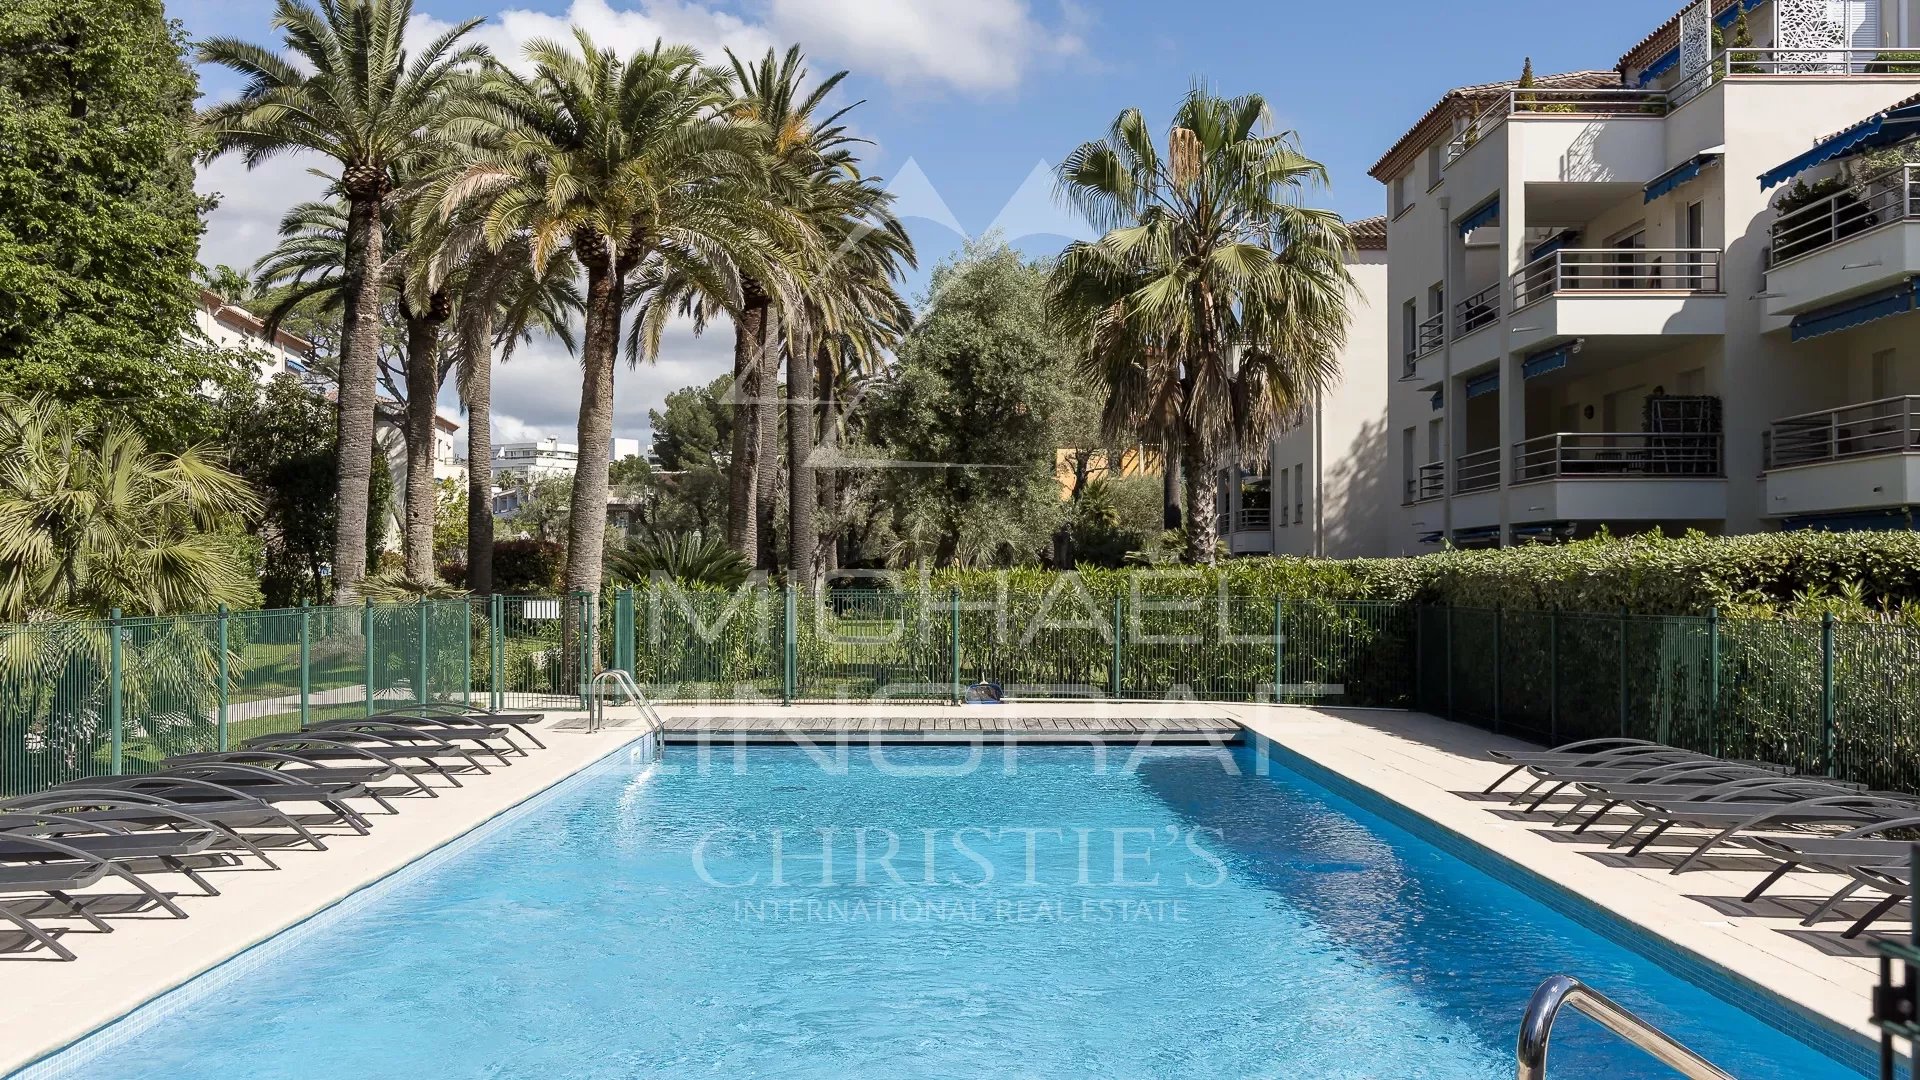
21 743 1865 1079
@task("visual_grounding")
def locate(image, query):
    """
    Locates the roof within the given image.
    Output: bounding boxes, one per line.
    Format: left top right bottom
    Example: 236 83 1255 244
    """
198 289 315 356
1818 90 1920 145
1347 215 1387 250
1368 70 1622 182
1617 0 1753 75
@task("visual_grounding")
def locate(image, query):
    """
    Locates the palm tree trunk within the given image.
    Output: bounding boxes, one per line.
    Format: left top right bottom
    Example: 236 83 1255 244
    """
565 257 623 597
1183 430 1217 565
787 325 816 586
815 345 837 576
464 310 495 596
727 297 768 559
754 312 781 573
332 193 383 602
1161 436 1182 531
402 312 440 582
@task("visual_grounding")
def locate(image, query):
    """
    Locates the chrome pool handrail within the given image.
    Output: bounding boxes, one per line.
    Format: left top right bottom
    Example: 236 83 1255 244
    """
588 669 666 741
1516 975 1735 1080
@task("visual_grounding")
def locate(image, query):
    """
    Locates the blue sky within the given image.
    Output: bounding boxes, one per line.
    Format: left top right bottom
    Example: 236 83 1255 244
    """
176 0 1687 444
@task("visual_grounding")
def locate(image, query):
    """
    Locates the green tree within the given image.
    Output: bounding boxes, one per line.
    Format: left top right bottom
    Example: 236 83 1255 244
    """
0 1 251 446
432 477 468 567
867 241 1069 567
1050 87 1354 563
216 374 338 606
438 32 789 601
0 395 262 620
198 0 484 601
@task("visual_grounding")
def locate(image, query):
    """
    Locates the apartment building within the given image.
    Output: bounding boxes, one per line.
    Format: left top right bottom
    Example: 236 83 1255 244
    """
492 437 644 485
1373 0 1920 551
1219 216 1393 557
194 289 316 381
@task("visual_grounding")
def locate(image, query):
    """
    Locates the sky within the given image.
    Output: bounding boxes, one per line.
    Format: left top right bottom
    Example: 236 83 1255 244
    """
175 0 1687 451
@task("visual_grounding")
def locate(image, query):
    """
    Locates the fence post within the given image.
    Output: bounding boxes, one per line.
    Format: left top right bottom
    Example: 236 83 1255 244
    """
1617 606 1629 738
108 608 124 775
1822 611 1836 778
489 594 504 711
782 584 796 705
1707 607 1721 757
415 601 429 705
1273 598 1286 704
1492 606 1504 734
217 605 230 752
362 599 374 717
462 601 473 708
299 601 312 730
1444 603 1454 721
949 589 962 705
1547 609 1559 745
1111 594 1123 699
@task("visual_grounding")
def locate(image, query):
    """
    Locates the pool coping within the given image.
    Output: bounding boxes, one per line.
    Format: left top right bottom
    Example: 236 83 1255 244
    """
1230 716 1889 1079
2 730 655 1080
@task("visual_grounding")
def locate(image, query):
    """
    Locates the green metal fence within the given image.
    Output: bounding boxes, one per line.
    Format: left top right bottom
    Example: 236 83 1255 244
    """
1413 605 1920 794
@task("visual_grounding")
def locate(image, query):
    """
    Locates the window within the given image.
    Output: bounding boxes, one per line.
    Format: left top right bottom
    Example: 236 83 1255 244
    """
1679 202 1705 288
1401 427 1417 502
1278 469 1290 526
1391 172 1411 217
1873 349 1896 399
1428 282 1446 319
1426 142 1445 188
1401 299 1419 365
1426 418 1444 465
1294 463 1305 526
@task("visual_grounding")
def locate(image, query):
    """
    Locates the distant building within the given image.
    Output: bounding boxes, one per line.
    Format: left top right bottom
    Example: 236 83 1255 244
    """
493 437 644 485
194 289 317 381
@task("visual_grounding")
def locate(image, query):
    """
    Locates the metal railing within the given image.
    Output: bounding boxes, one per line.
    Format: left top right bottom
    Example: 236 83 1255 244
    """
1416 311 1445 357
1233 506 1271 532
1512 248 1723 309
1445 88 1669 167
1513 432 1723 482
588 668 666 739
1771 164 1920 266
1456 447 1502 493
1728 46 1920 77
1767 396 1920 469
1516 975 1735 1080
1455 283 1500 336
1416 461 1446 502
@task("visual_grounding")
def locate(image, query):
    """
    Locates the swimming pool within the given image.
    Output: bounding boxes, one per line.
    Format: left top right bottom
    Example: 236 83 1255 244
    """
22 742 1864 1079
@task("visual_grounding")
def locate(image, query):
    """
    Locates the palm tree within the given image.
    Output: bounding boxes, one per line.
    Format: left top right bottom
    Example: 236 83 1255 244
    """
434 33 790 600
198 0 484 600
1050 87 1355 563
0 396 262 621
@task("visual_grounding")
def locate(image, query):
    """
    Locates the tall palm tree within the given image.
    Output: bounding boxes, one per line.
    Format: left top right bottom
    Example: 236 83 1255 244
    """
719 47 863 569
198 0 484 600
1050 87 1355 563
435 33 790 600
0 396 262 621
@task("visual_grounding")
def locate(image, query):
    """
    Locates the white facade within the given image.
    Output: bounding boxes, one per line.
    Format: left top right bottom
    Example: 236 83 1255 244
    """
193 289 316 382
1371 0 1920 551
1221 227 1394 558
493 437 643 484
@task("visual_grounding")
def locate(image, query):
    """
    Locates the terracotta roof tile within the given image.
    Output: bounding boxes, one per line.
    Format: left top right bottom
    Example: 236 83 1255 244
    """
1368 70 1622 182
1618 0 1754 74
1347 214 1387 250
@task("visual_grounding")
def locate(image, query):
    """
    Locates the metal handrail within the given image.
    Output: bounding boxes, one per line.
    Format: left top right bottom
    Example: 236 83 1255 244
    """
1727 46 1917 77
1233 506 1271 532
1455 283 1500 336
1416 312 1446 357
1767 396 1920 469
1516 975 1734 1080
1456 447 1502 494
1513 248 1722 309
1771 164 1920 267
1513 432 1724 483
1445 88 1668 167
588 668 667 742
1416 461 1446 502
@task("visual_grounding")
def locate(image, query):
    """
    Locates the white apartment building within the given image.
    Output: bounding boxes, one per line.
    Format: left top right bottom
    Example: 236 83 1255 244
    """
1219 217 1393 557
1373 0 1920 551
194 289 316 381
492 437 643 485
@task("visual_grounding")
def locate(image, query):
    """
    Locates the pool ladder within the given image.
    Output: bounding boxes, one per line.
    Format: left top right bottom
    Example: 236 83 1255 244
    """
587 669 667 743
1516 975 1735 1080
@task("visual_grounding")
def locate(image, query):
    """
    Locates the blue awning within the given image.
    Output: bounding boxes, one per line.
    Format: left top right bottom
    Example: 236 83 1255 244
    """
1457 197 1500 237
1634 1 1764 87
1761 101 1920 189
1789 279 1919 342
1522 345 1572 379
1429 389 1444 411
1644 152 1721 203
1416 530 1445 545
1465 371 1500 400
1781 508 1917 533
1452 526 1502 546
1529 230 1579 261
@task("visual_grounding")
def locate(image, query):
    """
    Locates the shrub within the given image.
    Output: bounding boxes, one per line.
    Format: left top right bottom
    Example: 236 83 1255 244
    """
490 540 564 595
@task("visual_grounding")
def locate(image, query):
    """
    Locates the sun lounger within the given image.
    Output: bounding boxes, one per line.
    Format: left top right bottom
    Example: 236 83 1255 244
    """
73 766 383 827
1832 862 1917 939
164 747 437 799
3 790 328 859
1484 740 1703 795
304 719 518 766
1599 789 1918 874
0 862 114 960
0 823 205 913
373 705 546 749
236 732 482 785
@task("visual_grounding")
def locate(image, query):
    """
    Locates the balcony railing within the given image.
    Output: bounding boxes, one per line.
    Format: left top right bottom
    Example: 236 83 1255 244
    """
1770 164 1920 266
1444 88 1669 167
1405 461 1445 503
1233 506 1272 532
1667 48 1920 106
1512 248 1723 309
1455 283 1500 336
1513 433 1723 483
1766 397 1920 469
1455 448 1502 494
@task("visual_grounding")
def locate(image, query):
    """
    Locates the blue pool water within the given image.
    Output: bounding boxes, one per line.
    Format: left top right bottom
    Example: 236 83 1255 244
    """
33 743 1861 1079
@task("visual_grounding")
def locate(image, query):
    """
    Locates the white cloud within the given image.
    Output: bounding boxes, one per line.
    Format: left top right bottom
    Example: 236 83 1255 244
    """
413 0 777 72
763 0 1081 94
195 154 333 273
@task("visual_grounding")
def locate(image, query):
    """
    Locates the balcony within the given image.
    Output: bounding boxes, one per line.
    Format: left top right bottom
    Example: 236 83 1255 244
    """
1764 397 1920 518
1233 506 1271 532
1766 164 1920 318
1509 433 1727 524
1455 448 1501 495
1454 283 1500 337
1405 311 1446 381
1404 462 1446 505
1508 248 1726 353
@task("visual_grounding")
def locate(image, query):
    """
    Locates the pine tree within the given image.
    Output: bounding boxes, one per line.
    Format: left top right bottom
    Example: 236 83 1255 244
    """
1517 56 1538 112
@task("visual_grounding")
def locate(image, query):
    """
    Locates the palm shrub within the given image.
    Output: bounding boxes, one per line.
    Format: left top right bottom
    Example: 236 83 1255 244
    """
607 535 753 590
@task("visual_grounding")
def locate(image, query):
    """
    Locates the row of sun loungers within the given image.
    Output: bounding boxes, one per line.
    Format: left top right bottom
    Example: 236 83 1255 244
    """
0 705 548 961
1482 737 1920 940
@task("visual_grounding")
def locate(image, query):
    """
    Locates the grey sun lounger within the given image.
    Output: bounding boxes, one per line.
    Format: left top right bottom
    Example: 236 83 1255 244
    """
236 732 483 785
1829 862 1917 939
71 767 381 828
0 862 114 961
3 790 329 859
304 720 519 766
1512 759 1786 816
1739 830 1920 924
1484 740 1707 795
373 706 547 750
1594 789 1918 874
1558 772 1842 830
164 747 438 799
0 823 204 914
